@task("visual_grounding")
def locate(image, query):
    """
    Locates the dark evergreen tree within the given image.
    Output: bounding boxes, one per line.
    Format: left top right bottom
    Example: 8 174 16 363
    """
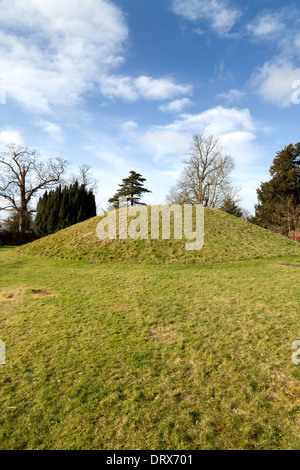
108 171 151 208
255 143 300 229
255 143 300 236
220 196 243 218
33 190 50 235
34 182 97 236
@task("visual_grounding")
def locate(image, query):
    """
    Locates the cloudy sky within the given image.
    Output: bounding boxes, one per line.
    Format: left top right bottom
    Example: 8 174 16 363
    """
1 0 300 213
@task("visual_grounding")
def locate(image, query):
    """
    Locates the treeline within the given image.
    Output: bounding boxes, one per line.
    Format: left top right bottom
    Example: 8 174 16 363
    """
0 231 39 246
0 146 98 242
0 181 97 245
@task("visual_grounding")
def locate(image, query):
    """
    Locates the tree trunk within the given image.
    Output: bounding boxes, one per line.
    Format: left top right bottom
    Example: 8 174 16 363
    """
18 207 28 234
19 178 28 234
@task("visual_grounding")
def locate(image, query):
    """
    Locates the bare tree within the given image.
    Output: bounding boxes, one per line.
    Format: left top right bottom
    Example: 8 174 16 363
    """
270 195 300 239
166 135 238 208
0 144 68 233
241 208 254 222
71 164 97 192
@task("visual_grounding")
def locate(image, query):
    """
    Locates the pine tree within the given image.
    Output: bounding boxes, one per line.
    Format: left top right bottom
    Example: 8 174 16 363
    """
220 196 243 218
108 171 151 208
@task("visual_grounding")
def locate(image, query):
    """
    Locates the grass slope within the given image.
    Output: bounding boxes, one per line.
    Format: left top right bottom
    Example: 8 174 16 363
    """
19 207 300 263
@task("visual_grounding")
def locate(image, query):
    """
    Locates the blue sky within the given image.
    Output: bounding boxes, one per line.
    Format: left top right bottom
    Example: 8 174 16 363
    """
1 0 300 213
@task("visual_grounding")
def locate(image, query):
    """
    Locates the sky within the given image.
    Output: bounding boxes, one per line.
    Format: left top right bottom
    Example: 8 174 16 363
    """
1 0 300 214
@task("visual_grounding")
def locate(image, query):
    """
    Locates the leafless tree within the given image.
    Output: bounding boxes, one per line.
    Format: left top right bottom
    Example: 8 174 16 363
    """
166 134 238 208
270 195 300 239
0 144 68 233
241 208 253 222
71 164 97 191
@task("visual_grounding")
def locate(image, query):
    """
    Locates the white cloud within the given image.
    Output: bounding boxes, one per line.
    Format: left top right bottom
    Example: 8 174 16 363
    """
159 98 192 113
293 34 300 55
0 0 128 113
247 12 285 38
0 128 24 147
99 75 192 101
139 130 191 161
121 120 138 132
252 59 300 107
171 0 241 35
0 80 6 104
134 106 257 164
0 1 193 113
84 144 124 167
0 0 128 112
166 106 255 135
36 121 64 143
219 131 258 164
217 89 245 102
99 76 138 102
246 8 300 107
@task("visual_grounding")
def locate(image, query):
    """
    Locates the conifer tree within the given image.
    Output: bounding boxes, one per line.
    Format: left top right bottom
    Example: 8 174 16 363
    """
255 143 300 234
108 171 151 208
220 196 243 218
34 182 96 236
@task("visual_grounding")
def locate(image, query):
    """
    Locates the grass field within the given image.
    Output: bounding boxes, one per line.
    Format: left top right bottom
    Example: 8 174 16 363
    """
0 246 17 252
0 209 299 449
0 247 299 449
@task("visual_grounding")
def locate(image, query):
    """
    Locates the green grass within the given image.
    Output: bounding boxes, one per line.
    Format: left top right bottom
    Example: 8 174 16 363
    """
0 246 17 252
18 207 300 263
0 248 299 449
1 209 300 449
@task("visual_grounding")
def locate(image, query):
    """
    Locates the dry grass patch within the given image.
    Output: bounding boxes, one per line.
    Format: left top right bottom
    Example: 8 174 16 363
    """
0 287 54 302
0 287 25 301
272 372 300 405
152 325 184 344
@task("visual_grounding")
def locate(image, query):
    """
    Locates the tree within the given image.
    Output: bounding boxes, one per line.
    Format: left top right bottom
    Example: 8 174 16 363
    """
166 135 237 208
71 164 97 192
240 208 255 223
272 195 300 239
2 210 34 232
255 143 300 235
0 144 68 234
220 195 243 218
108 171 151 208
34 182 97 236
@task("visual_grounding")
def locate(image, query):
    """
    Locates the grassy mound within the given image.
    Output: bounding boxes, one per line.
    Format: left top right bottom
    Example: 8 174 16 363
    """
19 207 300 263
